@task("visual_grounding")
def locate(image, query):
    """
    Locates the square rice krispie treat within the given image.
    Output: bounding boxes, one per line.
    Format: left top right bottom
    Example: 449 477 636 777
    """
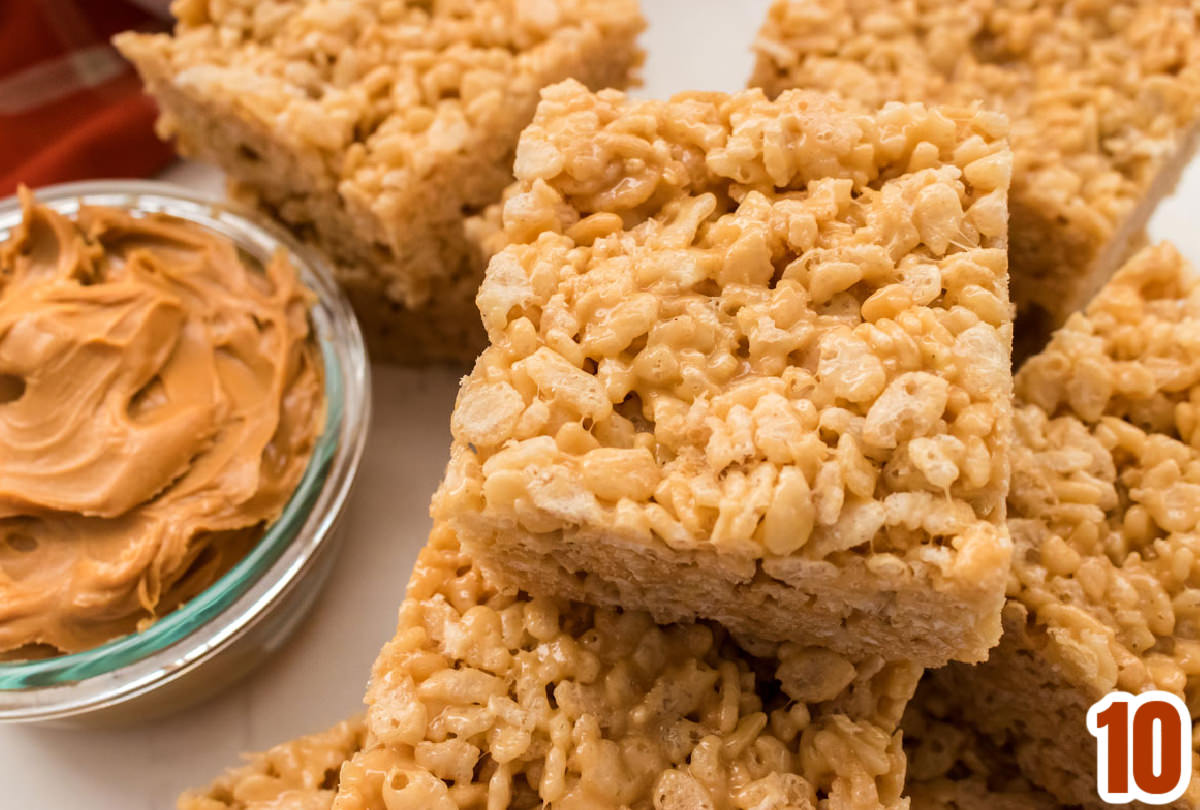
933 242 1200 809
115 0 644 363
435 80 1015 666
177 717 366 810
177 672 1061 810
331 521 921 810
752 0 1200 362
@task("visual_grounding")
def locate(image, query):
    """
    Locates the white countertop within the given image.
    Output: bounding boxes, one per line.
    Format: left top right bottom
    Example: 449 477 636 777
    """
4 2 1200 807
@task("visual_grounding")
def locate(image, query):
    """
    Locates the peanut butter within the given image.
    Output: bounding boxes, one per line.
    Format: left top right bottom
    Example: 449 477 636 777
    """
0 189 323 656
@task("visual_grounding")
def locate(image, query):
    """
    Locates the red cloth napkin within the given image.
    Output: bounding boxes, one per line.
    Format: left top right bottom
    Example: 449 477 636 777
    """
0 0 175 197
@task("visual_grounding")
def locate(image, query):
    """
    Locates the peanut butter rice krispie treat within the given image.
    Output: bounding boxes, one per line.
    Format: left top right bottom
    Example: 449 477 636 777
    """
331 521 921 810
176 522 920 810
180 677 1061 810
752 0 1200 362
178 717 366 810
435 80 1015 666
933 242 1200 809
115 0 644 363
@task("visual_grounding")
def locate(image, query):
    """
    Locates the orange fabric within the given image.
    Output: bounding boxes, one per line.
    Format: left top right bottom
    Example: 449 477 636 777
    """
0 0 174 196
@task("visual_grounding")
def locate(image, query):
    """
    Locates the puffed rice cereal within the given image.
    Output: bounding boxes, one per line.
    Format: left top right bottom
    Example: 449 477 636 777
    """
752 0 1200 362
435 80 1015 666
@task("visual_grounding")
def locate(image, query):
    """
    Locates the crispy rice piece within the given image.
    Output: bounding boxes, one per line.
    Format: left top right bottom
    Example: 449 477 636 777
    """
115 0 644 363
178 717 367 810
752 0 1200 362
434 80 1015 666
327 521 921 810
932 243 1200 809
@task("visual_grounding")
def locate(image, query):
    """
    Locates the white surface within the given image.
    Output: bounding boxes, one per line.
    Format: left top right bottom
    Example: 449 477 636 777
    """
3 1 1200 807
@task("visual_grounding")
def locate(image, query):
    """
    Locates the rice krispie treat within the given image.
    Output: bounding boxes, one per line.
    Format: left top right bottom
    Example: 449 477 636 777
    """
330 521 920 810
752 0 1200 362
435 80 1015 666
178 717 366 810
179 673 1069 810
174 524 919 810
933 243 1200 809
115 0 644 363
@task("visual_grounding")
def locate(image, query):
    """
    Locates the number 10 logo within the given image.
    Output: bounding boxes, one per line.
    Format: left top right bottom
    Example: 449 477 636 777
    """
1087 691 1193 805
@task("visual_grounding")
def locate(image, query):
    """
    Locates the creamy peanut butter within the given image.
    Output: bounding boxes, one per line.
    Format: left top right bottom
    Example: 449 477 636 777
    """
0 189 323 656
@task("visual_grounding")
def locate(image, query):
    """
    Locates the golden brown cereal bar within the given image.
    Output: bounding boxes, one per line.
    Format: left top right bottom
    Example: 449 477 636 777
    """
331 521 921 810
181 677 1069 810
434 80 1015 666
751 0 1200 363
178 717 366 810
115 0 644 363
187 533 1082 810
932 243 1200 809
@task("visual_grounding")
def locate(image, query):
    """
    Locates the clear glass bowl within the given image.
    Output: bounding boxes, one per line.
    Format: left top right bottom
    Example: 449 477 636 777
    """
0 181 370 725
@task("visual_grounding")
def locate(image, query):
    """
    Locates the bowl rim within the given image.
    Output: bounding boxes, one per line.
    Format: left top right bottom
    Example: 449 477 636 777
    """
0 180 371 720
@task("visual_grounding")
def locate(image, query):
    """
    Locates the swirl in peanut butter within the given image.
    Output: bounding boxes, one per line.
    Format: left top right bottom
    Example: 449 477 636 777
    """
0 189 323 656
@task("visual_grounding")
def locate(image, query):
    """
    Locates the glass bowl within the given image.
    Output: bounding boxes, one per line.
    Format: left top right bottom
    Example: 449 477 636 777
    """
0 181 370 726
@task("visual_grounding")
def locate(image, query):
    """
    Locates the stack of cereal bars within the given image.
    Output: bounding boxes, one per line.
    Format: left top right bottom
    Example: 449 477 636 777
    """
121 1 1200 809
